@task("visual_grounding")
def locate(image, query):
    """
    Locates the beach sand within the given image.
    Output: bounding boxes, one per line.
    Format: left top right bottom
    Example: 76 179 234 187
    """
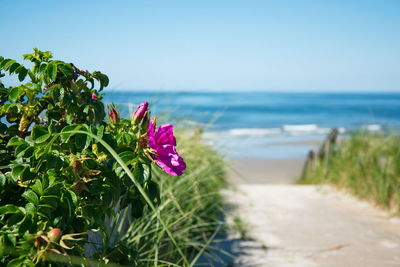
228 158 306 184
205 157 400 267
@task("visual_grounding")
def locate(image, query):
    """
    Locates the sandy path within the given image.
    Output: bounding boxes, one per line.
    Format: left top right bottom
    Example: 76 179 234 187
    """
221 185 400 267
203 159 400 267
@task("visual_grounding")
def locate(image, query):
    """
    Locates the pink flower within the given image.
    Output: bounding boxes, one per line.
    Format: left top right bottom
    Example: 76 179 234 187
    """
91 93 97 100
132 102 149 123
147 118 186 176
109 107 120 124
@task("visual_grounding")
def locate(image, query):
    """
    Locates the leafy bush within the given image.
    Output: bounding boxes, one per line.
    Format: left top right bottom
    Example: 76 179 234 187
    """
0 49 187 266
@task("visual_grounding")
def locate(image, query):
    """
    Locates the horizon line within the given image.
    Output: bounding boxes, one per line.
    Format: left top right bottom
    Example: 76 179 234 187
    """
104 88 400 94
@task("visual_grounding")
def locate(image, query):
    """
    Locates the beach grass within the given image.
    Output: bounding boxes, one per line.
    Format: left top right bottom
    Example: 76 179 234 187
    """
299 132 400 214
123 129 227 266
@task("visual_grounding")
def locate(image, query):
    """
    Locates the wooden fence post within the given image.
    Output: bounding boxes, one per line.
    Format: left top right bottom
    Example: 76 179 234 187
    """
301 128 339 179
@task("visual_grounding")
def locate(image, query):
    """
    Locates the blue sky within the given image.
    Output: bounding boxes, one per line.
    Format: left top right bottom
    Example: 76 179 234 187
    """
1 0 399 92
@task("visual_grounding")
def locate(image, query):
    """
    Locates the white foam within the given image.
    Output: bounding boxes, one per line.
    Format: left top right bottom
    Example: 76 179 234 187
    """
203 125 339 139
362 124 382 131
282 124 318 132
203 123 387 140
228 128 282 136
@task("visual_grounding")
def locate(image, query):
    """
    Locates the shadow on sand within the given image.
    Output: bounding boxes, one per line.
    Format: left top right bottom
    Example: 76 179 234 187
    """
195 203 268 267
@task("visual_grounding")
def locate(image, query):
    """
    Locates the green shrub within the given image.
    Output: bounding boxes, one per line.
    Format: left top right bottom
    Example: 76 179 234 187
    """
0 49 191 266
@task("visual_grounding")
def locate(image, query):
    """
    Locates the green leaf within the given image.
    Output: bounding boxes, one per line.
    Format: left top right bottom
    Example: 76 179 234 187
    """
24 82 41 93
40 195 59 207
97 125 104 139
15 143 30 158
83 105 90 115
93 71 109 90
25 202 37 216
119 151 136 166
7 137 25 147
22 171 35 182
34 147 46 159
39 63 47 74
61 193 74 218
0 235 5 256
7 234 17 247
0 204 20 215
22 190 39 205
12 165 34 182
9 62 20 74
58 63 73 78
12 165 27 180
68 190 78 205
8 87 21 102
75 133 87 150
46 61 57 81
7 213 25 226
85 135 92 150
31 180 43 196
0 59 11 69
7 257 25 267
0 173 5 187
31 125 50 143
38 204 55 217
46 170 57 184
133 161 144 184
18 67 28 81
118 133 132 145
93 102 106 122
131 199 144 218
23 146 35 158
46 154 63 170
3 59 16 70
146 181 160 205
60 124 81 142
48 120 57 133
5 172 17 183
143 164 151 183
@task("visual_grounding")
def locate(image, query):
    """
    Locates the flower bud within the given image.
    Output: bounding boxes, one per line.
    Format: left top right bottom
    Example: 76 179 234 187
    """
109 107 120 124
132 102 149 124
48 228 62 242
91 93 97 100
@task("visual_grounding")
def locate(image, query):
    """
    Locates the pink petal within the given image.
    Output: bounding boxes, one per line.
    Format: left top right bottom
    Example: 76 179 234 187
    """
133 102 149 121
154 124 176 146
154 144 176 156
147 118 157 147
155 155 186 176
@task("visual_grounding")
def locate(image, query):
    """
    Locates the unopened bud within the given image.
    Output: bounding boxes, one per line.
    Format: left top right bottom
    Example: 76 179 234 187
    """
132 102 149 124
109 107 120 124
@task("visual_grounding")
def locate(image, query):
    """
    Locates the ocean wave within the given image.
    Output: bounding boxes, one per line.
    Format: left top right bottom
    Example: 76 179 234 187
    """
203 124 387 139
204 125 335 139
228 128 282 136
282 124 332 135
283 124 318 132
360 124 381 131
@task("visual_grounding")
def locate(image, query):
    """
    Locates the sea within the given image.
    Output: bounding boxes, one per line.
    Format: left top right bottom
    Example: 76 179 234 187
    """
104 91 400 159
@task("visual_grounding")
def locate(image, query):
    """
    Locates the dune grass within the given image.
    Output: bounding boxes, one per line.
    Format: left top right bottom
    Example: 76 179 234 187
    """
122 130 227 266
299 132 400 214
